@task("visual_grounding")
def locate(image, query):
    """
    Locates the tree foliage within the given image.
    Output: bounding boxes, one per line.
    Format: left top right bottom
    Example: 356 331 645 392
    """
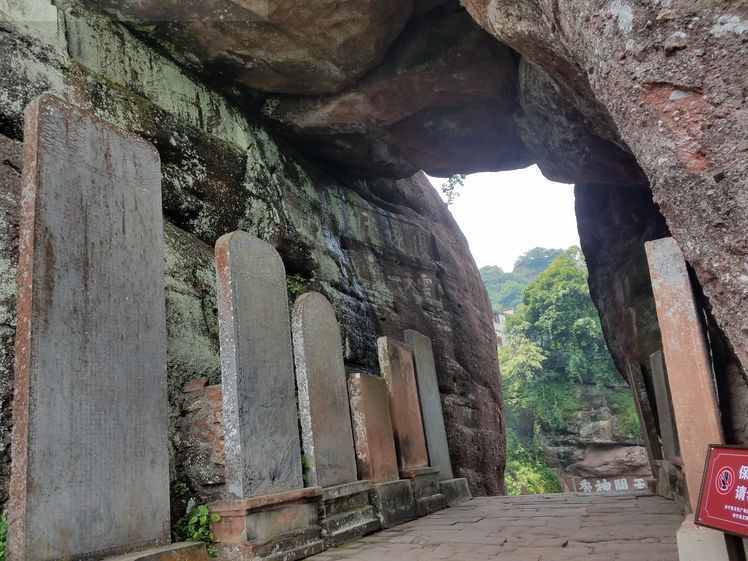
480 248 563 312
512 247 619 388
497 248 641 494
440 174 464 207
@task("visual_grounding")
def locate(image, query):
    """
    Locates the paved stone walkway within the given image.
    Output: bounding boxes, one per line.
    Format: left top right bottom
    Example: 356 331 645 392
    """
312 493 683 561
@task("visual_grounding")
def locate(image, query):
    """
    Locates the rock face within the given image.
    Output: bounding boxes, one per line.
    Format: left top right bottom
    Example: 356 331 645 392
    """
263 4 531 177
0 0 504 508
540 384 651 481
83 0 413 95
3 0 748 515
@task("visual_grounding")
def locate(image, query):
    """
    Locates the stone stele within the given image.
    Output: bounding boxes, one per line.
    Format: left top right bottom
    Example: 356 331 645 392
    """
214 230 303 499
645 237 723 512
8 95 170 561
347 373 400 484
403 329 454 480
292 292 358 489
377 337 429 473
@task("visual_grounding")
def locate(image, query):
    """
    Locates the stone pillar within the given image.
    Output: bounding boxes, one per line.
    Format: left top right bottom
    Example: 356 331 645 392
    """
8 95 205 561
292 292 379 546
403 330 453 479
645 237 730 561
645 237 723 509
211 231 323 560
348 373 400 484
377 337 429 472
347 372 416 528
649 350 679 461
404 330 471 505
377 337 447 516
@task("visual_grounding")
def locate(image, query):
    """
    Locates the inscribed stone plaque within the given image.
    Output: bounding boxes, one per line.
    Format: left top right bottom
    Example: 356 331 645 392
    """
292 292 358 488
347 373 399 483
215 231 303 499
9 95 170 561
645 236 723 511
404 330 453 480
376 337 429 473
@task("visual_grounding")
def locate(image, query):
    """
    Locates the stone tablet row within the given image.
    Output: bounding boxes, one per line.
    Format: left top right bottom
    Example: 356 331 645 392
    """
7 96 468 561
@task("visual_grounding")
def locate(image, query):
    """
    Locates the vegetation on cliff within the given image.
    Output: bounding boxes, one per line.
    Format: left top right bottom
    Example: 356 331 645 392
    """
483 248 640 495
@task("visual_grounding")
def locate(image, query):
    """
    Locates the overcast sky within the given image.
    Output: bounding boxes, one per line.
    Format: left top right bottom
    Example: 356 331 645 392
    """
429 166 581 272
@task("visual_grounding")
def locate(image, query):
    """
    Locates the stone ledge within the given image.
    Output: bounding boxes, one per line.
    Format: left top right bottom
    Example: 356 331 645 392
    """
400 466 440 479
370 479 417 529
439 478 472 506
210 487 322 514
321 480 372 502
103 543 208 561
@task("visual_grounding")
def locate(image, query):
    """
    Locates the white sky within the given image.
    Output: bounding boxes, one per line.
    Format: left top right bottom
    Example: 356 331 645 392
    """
429 166 580 271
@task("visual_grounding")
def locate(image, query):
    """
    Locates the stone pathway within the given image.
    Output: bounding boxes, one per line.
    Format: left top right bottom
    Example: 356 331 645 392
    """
312 493 683 561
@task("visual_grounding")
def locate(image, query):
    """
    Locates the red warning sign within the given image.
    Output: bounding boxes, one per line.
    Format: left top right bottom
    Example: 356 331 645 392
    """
696 445 748 537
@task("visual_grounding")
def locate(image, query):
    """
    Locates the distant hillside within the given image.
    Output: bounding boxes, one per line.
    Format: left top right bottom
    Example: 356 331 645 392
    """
480 248 563 312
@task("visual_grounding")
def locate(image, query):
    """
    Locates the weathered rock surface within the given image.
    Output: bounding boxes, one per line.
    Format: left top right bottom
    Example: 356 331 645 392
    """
263 4 531 177
539 383 651 480
82 0 413 95
516 61 647 186
0 134 20 510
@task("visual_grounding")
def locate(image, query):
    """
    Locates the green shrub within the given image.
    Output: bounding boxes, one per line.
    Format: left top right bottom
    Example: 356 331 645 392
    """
286 274 309 301
0 514 8 561
174 504 221 557
504 431 561 496
608 390 641 441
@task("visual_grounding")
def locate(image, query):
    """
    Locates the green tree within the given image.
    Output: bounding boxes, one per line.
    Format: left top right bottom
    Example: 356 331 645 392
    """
514 247 618 387
479 247 563 313
495 247 640 494
512 248 564 282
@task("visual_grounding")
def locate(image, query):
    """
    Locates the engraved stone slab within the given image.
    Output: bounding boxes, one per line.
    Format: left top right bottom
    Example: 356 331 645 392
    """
404 330 453 480
9 95 170 561
347 373 399 483
292 291 357 488
377 337 429 473
215 231 303 499
645 237 723 512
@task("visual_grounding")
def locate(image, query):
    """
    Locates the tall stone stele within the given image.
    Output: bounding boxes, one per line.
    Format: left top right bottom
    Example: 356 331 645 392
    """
8 95 206 561
292 292 380 546
208 231 323 561
404 330 471 506
645 237 728 561
377 336 447 517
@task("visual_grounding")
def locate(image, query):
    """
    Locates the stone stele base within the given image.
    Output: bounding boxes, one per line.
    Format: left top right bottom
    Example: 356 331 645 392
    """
439 478 472 506
370 479 417 529
676 515 729 561
401 467 448 517
209 488 324 561
319 480 381 547
104 542 208 561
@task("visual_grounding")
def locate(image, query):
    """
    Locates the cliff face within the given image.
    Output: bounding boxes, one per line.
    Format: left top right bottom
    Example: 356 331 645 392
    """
2 0 747 510
540 384 650 482
0 0 504 506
